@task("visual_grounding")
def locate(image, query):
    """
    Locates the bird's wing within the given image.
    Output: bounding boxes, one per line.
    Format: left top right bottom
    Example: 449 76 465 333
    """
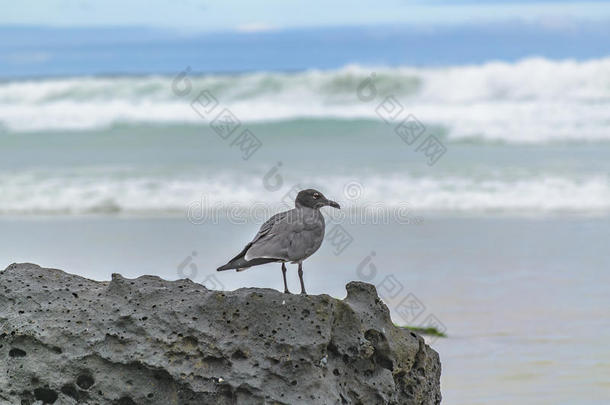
218 210 291 271
243 209 293 261
245 209 325 262
250 210 290 246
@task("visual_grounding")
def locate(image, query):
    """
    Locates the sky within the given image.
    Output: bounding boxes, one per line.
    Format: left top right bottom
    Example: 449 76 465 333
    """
2 0 610 77
2 0 610 32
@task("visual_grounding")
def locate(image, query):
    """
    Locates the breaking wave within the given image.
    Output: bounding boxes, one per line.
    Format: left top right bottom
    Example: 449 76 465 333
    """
1 169 609 216
2 58 610 143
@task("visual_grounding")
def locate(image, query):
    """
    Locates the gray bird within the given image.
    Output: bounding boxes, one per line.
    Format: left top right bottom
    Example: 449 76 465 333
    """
217 189 340 294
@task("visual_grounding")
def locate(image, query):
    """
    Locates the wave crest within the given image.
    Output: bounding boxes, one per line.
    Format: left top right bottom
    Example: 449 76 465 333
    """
1 170 608 216
2 58 610 143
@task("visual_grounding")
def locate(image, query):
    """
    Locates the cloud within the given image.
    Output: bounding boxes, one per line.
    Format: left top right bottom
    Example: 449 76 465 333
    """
235 22 277 33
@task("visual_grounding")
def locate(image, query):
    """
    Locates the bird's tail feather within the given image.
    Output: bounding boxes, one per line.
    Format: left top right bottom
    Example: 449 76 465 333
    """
217 257 279 271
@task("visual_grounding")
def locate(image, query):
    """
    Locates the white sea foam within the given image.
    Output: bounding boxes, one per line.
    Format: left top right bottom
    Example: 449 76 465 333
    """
2 58 610 143
1 170 608 216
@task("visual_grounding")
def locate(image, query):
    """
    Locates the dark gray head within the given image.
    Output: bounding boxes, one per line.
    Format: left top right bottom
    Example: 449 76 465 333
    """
295 189 340 210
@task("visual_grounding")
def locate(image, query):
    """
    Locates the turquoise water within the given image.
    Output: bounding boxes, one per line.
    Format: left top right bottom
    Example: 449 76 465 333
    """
2 120 610 215
3 61 610 216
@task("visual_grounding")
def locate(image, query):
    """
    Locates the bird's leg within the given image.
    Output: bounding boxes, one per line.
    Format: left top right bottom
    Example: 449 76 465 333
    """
298 262 307 295
281 263 290 294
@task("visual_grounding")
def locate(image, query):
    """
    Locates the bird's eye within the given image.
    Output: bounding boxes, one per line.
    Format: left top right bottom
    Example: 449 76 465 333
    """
313 193 319 199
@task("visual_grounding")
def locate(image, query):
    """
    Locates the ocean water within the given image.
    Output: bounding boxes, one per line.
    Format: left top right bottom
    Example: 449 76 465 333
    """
2 59 610 216
2 48 610 403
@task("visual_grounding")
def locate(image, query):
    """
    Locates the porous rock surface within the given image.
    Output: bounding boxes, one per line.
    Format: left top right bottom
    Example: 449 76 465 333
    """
0 263 441 405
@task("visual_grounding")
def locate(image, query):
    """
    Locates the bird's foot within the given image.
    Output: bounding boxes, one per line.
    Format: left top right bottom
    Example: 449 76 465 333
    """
283 289 292 294
300 290 307 295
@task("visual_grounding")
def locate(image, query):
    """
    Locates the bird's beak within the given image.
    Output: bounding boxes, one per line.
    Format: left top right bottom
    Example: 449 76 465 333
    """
327 199 341 209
